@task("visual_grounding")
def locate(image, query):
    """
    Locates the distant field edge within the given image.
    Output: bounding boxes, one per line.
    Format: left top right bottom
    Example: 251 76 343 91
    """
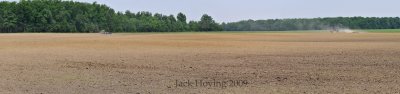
357 29 400 33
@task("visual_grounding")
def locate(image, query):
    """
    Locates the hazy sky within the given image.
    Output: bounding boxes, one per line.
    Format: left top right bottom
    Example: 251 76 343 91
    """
2 0 400 22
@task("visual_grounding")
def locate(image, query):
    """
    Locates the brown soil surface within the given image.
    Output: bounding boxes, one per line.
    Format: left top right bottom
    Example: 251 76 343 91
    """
0 32 400 94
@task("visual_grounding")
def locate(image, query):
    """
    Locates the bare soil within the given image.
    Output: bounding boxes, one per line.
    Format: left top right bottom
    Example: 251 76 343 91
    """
0 32 399 94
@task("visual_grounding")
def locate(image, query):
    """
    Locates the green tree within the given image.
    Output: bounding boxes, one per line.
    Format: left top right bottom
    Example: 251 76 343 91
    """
177 12 187 31
188 21 199 31
177 12 186 23
1 10 18 33
198 14 222 31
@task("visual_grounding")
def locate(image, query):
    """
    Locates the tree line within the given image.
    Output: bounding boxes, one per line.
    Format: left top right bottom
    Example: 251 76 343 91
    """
222 17 400 31
1 0 400 33
0 0 222 33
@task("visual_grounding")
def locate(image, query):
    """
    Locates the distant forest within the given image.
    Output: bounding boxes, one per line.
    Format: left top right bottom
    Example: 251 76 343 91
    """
1 0 400 33
222 17 400 31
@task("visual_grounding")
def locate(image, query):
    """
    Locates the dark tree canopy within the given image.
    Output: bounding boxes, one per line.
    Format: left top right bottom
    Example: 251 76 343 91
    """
187 14 223 31
177 12 186 23
0 0 222 33
199 14 221 31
